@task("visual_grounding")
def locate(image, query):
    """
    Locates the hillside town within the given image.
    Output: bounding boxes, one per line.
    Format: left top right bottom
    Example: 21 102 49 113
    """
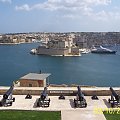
0 32 120 48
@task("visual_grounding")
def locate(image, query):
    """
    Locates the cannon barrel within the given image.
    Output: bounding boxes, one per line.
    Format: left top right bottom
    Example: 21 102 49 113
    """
3 85 14 99
110 87 119 101
77 86 84 101
40 87 47 101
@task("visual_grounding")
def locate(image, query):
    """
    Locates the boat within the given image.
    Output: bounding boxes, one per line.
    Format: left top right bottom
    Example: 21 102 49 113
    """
80 49 90 54
91 46 116 54
30 49 37 54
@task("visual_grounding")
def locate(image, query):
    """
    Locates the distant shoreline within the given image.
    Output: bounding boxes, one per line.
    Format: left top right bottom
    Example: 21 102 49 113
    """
0 42 34 45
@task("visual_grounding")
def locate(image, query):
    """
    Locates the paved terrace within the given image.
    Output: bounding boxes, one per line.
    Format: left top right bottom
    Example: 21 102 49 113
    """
0 95 110 120
0 87 119 120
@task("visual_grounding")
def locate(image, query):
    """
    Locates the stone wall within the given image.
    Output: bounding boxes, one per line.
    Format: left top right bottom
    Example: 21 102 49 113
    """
0 87 120 96
19 79 44 87
37 47 69 56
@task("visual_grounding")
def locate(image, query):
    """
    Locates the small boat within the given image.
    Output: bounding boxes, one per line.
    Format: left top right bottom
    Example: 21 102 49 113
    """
91 46 116 54
80 49 90 54
30 49 37 54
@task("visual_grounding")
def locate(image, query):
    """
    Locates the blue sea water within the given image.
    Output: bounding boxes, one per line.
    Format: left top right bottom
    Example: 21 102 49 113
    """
0 43 120 87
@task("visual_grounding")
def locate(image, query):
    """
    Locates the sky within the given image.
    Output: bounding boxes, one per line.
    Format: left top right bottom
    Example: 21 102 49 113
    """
0 0 120 33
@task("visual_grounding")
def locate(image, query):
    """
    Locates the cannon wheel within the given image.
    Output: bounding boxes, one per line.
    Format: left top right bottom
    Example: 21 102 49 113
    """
111 103 114 108
74 99 76 107
9 102 12 106
74 103 77 108
37 102 40 107
0 102 2 107
85 103 87 107
48 102 50 107
13 98 15 102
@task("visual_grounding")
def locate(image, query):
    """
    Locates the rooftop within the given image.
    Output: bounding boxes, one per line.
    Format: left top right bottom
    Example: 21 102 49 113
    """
20 73 51 80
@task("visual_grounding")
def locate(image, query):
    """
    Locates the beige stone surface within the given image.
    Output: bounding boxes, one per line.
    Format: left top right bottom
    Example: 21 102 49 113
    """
0 95 110 110
0 95 112 120
61 110 106 120
0 86 120 91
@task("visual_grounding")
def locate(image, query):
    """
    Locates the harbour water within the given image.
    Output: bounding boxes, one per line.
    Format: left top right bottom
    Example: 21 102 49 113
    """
0 43 120 87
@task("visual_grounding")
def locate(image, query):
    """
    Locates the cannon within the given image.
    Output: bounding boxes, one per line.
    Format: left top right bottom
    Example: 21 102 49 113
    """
74 86 87 108
25 94 32 99
37 87 50 107
0 85 15 107
59 94 65 100
108 87 120 107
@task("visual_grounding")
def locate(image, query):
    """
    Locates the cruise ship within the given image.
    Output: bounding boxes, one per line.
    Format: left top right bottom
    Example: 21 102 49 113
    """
91 46 116 54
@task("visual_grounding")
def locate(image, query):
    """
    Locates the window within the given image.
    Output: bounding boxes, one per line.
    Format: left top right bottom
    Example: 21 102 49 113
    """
29 84 32 87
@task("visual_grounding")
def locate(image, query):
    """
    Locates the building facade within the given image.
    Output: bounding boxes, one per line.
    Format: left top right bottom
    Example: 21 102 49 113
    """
19 73 51 87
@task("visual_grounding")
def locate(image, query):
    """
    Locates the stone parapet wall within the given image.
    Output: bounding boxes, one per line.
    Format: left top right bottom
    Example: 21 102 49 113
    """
0 87 120 96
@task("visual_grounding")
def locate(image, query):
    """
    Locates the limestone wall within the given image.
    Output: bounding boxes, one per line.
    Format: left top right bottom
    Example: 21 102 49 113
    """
0 87 120 96
37 47 69 56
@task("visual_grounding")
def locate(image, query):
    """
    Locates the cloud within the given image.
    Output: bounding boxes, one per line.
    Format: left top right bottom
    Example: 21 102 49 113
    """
15 0 120 21
0 0 11 3
15 4 30 11
15 0 111 11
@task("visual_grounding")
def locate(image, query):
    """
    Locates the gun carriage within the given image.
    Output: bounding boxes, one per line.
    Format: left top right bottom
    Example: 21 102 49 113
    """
37 87 50 107
0 85 15 107
74 86 87 108
108 87 120 107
